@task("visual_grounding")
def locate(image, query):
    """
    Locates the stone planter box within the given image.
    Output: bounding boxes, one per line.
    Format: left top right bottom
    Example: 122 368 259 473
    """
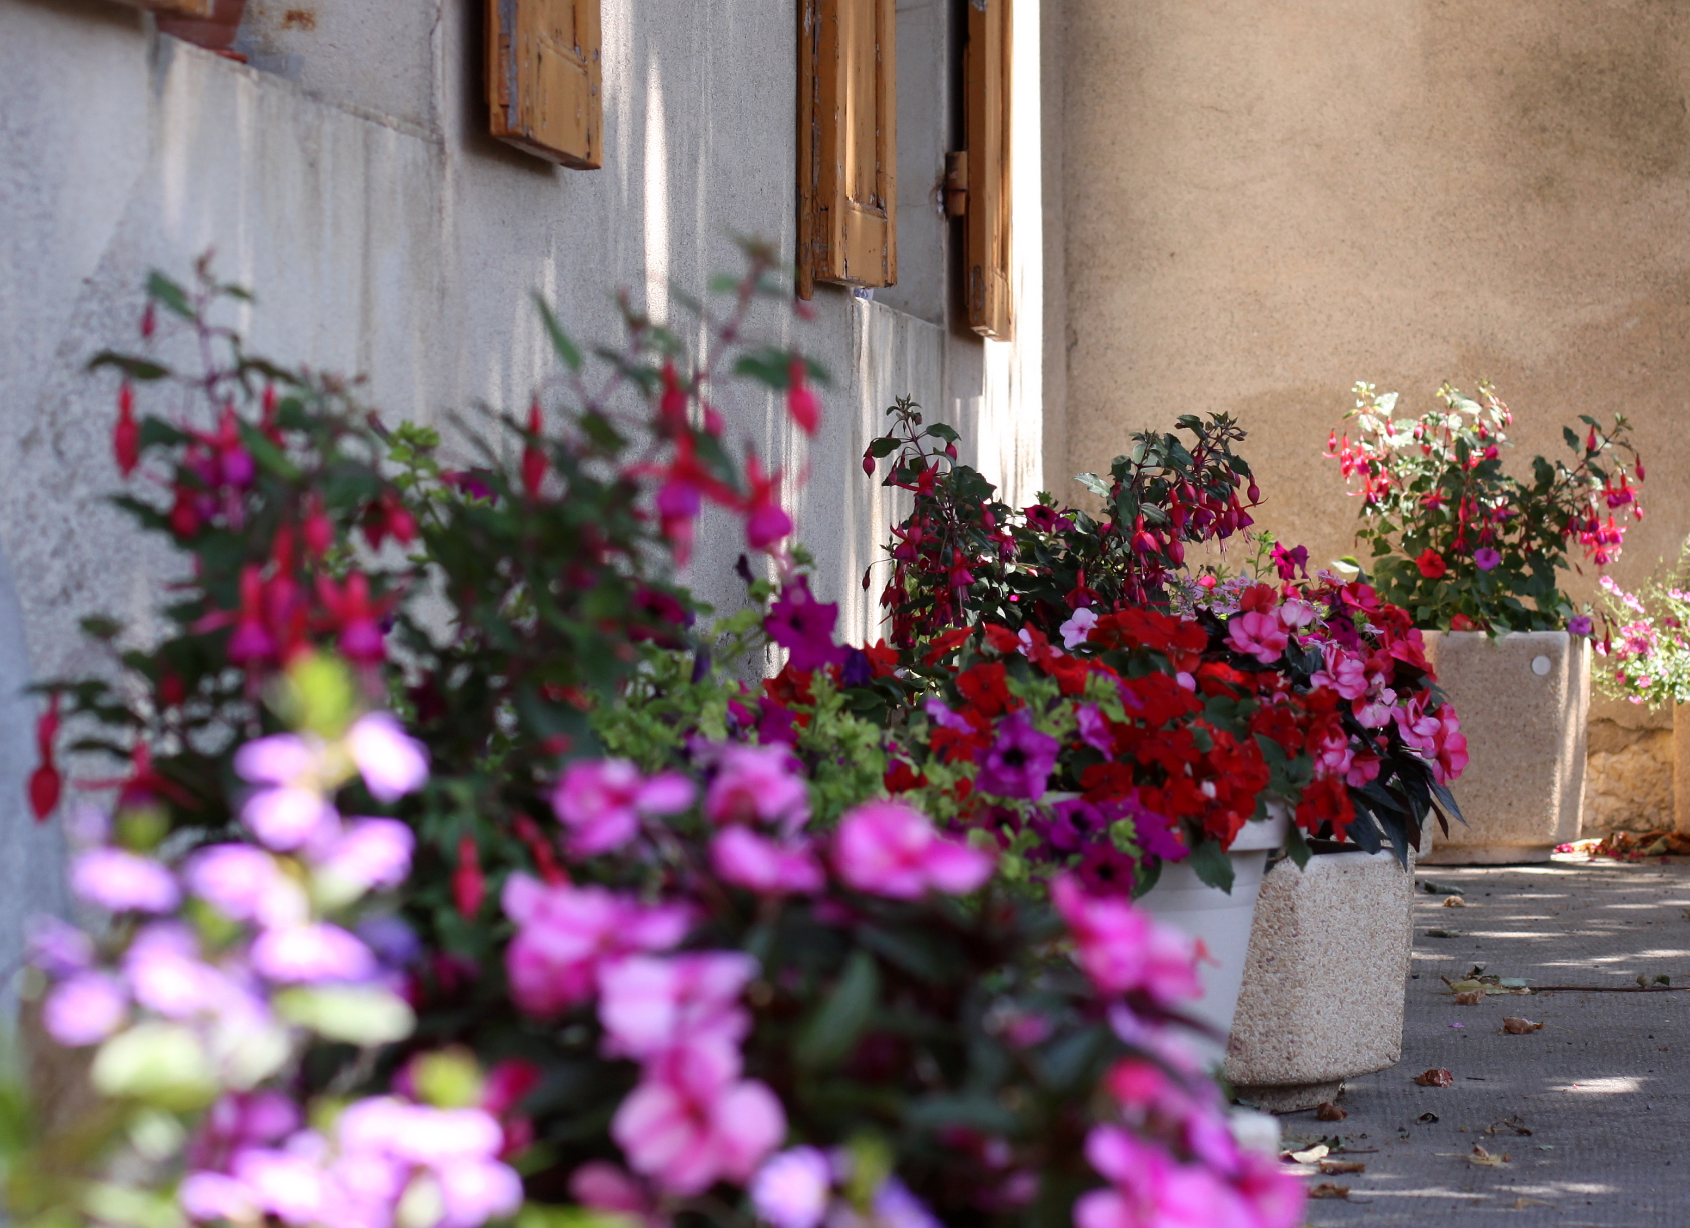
1418 629 1588 865
1224 848 1413 1111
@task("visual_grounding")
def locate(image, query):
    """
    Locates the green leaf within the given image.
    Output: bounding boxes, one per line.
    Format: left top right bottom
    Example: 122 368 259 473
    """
532 294 584 372
87 350 170 381
146 271 195 320
869 436 901 458
1075 472 1111 499
924 423 960 443
1186 839 1235 893
1284 821 1312 870
796 949 879 1069
273 986 416 1046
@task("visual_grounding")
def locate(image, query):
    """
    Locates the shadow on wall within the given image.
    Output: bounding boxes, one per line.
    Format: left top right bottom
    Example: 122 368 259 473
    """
0 544 68 1022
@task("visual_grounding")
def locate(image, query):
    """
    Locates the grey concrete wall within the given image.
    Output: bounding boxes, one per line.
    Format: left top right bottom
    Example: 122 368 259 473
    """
1053 0 1690 763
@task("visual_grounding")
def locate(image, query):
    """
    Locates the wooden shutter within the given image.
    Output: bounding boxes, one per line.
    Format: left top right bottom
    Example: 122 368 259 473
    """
963 0 1012 339
798 0 897 298
488 0 603 169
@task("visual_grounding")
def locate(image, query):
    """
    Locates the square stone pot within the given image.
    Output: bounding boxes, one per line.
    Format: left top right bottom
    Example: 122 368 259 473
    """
1418 630 1588 865
1223 849 1413 1111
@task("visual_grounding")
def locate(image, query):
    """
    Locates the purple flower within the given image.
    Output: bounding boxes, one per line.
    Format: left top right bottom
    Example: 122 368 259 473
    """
185 845 301 925
347 712 429 802
764 578 845 672
42 972 128 1046
27 915 94 977
250 924 377 983
1474 547 1502 571
751 1146 832 1228
873 1178 943 1228
1569 615 1594 637
1036 797 1109 854
1076 705 1114 754
924 697 973 733
233 733 319 787
356 916 423 968
124 927 225 1017
316 819 415 892
975 711 1060 800
70 848 180 914
241 786 340 852
840 647 875 688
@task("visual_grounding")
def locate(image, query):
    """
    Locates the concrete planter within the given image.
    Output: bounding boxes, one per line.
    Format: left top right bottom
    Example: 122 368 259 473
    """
1224 848 1413 1111
1137 808 1289 1065
1417 630 1588 864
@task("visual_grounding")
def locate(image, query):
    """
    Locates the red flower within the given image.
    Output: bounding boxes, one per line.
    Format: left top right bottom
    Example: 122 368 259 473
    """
787 356 821 435
453 834 485 918
1415 549 1447 579
521 399 547 498
114 381 140 477
28 695 62 822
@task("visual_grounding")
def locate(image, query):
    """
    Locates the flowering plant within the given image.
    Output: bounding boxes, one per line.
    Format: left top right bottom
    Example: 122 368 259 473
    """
10 260 1306 1228
1592 544 1690 708
1325 382 1643 632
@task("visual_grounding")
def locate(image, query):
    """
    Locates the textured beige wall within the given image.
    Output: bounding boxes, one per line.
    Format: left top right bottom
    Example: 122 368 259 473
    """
1055 0 1690 702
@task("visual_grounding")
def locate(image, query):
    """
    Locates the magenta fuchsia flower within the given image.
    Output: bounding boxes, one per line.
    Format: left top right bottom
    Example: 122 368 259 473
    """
610 1043 785 1196
705 744 811 834
42 971 128 1046
1051 877 1200 1007
501 874 691 1017
710 827 825 896
249 923 377 983
1224 610 1288 664
552 758 697 855
346 712 430 802
751 1146 832 1228
597 951 757 1062
764 578 845 672
832 800 994 899
70 848 181 914
975 710 1060 800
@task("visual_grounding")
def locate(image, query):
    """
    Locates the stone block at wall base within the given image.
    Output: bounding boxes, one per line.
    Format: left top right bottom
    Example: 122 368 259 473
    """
1585 720 1671 835
1419 631 1587 864
1224 849 1413 1112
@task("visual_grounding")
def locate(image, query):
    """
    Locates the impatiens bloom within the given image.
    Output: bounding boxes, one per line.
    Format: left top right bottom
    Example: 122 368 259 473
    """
705 745 811 834
1059 606 1099 650
552 758 697 855
185 844 291 925
975 711 1061 800
1473 546 1502 571
501 875 691 1017
611 1044 785 1196
317 820 416 894
42 971 128 1046
1224 610 1288 665
833 800 994 899
1416 548 1447 579
250 923 377 984
70 848 181 914
751 1147 832 1228
1051 876 1200 1007
764 578 845 672
346 712 430 802
710 827 825 896
597 951 757 1062
1076 1126 1257 1228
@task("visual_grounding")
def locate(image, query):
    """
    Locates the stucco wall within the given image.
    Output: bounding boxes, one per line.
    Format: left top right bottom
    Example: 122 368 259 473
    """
1053 0 1690 773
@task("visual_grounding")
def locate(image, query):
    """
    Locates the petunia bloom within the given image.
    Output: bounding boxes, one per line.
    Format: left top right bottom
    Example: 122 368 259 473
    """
764 578 845 672
70 848 181 914
974 710 1061 800
1473 546 1502 571
833 800 994 899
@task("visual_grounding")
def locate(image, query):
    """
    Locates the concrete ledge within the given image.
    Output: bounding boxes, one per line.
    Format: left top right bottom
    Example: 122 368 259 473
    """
1224 849 1413 1104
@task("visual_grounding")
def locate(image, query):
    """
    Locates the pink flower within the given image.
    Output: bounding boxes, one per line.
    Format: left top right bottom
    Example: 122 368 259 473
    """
710 827 825 895
832 801 994 899
552 759 697 856
611 1044 785 1196
1060 607 1099 650
42 972 128 1046
1051 877 1200 1007
1310 644 1370 700
315 819 415 893
1225 610 1288 664
1308 726 1355 780
705 745 811 835
751 1147 832 1228
250 924 377 983
185 844 301 925
1430 707 1468 784
346 712 429 803
124 924 227 1016
1234 1150 1307 1228
597 951 757 1062
1076 1127 1257 1228
70 848 180 914
241 785 341 852
501 875 691 1017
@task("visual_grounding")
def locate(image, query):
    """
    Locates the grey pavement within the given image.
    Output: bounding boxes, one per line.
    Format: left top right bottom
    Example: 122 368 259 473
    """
1276 856 1690 1227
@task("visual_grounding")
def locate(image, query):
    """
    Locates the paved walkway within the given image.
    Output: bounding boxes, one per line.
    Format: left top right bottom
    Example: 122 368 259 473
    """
1283 857 1690 1227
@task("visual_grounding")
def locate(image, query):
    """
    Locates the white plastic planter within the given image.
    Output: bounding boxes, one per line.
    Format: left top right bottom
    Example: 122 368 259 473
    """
1137 807 1290 1065
1419 630 1588 864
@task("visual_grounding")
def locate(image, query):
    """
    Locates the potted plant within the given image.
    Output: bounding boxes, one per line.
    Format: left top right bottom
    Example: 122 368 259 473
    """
1327 381 1643 863
12 257 1307 1228
857 411 1464 1066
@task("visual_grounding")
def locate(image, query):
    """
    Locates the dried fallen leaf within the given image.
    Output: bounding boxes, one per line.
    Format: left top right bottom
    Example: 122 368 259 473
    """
1502 1017 1544 1034
1414 1068 1455 1087
1453 990 1484 1005
1319 1159 1367 1174
1442 895 1466 908
1447 978 1486 993
1515 1197 1553 1209
1468 1145 1507 1167
1315 1102 1348 1122
1287 1144 1330 1164
1417 1112 1440 1123
1309 1183 1351 1200
1486 1116 1533 1136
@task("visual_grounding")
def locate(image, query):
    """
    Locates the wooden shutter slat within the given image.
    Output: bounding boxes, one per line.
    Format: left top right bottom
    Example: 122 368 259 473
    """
964 0 1012 339
488 0 602 170
798 0 897 297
